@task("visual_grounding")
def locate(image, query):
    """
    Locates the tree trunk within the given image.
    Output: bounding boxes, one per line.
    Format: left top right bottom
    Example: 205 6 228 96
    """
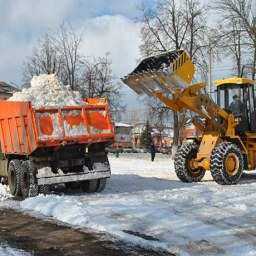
252 43 256 80
172 111 179 158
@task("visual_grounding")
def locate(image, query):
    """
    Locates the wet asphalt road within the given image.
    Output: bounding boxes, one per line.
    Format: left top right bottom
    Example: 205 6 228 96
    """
0 209 174 256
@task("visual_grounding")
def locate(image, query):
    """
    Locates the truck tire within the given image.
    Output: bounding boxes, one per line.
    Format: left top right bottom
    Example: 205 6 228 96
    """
65 182 80 190
210 142 243 185
39 185 51 195
20 161 30 199
8 160 22 197
174 141 205 182
80 178 107 193
81 179 99 193
97 178 107 192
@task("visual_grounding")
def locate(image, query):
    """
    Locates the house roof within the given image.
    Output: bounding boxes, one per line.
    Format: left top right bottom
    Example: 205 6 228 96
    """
115 122 133 127
0 81 19 94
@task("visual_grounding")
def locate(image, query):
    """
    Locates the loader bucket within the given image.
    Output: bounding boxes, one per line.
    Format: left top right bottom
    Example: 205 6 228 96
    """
122 50 195 97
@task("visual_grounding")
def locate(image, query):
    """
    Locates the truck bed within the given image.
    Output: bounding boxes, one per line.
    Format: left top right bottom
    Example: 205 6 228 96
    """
0 98 114 155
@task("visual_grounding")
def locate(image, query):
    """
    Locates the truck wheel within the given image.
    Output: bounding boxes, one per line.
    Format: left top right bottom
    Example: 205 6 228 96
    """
97 178 107 192
65 182 80 190
8 160 22 197
80 178 107 193
174 141 205 182
39 185 51 195
20 161 30 199
27 160 39 197
81 179 99 193
211 142 243 185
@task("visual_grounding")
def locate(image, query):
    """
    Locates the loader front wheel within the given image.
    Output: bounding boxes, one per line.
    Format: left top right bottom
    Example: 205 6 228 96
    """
8 160 22 197
174 142 205 182
210 142 243 185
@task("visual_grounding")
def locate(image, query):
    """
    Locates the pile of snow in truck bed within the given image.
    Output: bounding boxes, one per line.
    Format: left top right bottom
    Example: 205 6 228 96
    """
9 74 84 108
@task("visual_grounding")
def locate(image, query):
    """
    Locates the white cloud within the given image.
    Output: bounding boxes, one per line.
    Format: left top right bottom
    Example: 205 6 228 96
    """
80 15 142 77
0 0 74 29
80 15 143 108
0 2 144 107
0 37 35 85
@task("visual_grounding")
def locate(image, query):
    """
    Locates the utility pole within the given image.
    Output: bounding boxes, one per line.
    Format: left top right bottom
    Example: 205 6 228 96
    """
208 44 214 99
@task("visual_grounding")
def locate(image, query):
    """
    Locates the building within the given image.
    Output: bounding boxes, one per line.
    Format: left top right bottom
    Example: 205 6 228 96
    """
132 123 173 152
114 122 133 148
151 128 173 153
180 124 201 141
0 82 19 100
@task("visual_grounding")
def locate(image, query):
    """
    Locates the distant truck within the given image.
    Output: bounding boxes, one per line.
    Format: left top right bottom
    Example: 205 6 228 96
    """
0 98 114 199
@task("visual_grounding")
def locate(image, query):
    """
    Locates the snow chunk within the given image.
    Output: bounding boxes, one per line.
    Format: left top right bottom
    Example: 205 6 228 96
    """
9 74 84 108
0 185 11 201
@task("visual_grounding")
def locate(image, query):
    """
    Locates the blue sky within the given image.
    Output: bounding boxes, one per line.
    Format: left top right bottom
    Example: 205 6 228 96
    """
0 0 156 85
0 0 158 108
0 0 253 110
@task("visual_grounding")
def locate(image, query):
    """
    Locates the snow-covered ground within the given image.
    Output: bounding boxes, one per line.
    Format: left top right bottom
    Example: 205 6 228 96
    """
2 153 256 255
0 243 31 256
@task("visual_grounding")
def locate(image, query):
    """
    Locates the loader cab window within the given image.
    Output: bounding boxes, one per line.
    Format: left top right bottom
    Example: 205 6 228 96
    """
217 83 256 132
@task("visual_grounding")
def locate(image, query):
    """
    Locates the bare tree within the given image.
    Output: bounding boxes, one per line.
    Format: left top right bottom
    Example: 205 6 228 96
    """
215 0 256 79
215 19 249 77
23 24 83 90
56 24 83 90
22 26 123 116
80 54 124 117
140 0 208 153
23 32 63 83
147 98 172 136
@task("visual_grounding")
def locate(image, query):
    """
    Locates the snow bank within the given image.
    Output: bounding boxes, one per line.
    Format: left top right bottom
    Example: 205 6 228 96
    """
0 244 31 256
0 153 256 255
9 74 84 108
0 185 11 202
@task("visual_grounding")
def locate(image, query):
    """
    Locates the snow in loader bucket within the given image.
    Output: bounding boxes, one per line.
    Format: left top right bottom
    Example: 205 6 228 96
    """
121 49 195 97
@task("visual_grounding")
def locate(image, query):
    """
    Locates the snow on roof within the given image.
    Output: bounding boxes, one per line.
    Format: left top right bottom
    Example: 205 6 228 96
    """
115 122 133 127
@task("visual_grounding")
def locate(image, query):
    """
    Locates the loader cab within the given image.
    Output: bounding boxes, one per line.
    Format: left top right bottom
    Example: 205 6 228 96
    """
216 78 256 132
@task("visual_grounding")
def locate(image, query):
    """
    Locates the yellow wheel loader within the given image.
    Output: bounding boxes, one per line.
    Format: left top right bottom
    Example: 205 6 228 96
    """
122 50 256 185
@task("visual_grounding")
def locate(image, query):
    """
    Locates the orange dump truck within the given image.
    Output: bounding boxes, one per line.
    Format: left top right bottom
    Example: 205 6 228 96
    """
0 98 114 198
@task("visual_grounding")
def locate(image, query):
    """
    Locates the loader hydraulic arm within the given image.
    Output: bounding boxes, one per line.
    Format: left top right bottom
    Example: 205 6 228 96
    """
122 50 237 137
153 82 236 137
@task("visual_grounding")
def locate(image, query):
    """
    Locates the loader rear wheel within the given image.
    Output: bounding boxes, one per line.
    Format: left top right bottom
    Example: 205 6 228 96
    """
8 160 22 197
174 142 205 182
210 142 243 185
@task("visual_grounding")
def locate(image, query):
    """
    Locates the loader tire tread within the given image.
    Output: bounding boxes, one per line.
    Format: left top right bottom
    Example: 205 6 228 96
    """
210 142 243 185
174 141 205 183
